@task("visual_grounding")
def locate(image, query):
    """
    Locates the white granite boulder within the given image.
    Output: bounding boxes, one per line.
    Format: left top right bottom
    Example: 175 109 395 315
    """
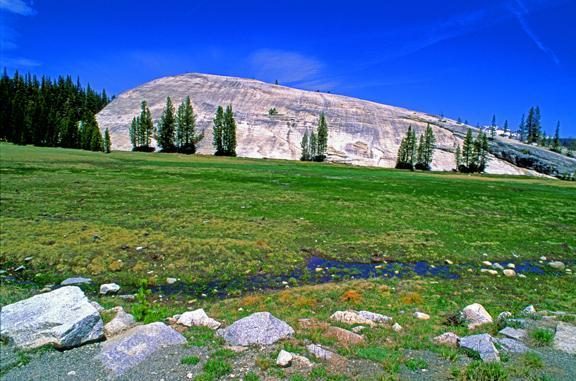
460 333 500 362
177 309 221 330
0 286 103 349
218 312 294 346
462 303 493 329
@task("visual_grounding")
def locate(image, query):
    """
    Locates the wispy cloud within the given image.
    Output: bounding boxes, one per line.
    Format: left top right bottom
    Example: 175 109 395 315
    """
249 49 322 84
0 0 36 16
509 0 560 64
1 0 39 69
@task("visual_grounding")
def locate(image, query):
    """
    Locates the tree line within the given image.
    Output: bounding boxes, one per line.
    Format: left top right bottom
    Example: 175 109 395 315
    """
0 70 111 152
455 129 489 173
395 124 436 171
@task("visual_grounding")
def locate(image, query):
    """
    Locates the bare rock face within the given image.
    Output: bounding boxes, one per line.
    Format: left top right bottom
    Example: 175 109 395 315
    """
97 73 574 176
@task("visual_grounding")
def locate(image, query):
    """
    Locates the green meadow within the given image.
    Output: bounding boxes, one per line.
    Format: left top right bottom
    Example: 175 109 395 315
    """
1 143 575 288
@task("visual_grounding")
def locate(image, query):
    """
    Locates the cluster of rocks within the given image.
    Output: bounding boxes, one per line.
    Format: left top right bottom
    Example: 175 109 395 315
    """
432 302 576 363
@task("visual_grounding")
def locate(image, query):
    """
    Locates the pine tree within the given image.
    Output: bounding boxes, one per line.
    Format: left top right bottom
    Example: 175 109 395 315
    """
416 134 425 169
316 113 328 161
473 131 489 172
104 128 112 153
395 125 417 170
489 115 496 138
503 120 509 136
462 128 474 169
90 125 104 152
213 106 224 155
551 121 561 153
420 124 436 170
130 116 140 149
222 105 237 156
455 144 462 171
176 96 201 154
309 131 318 160
300 130 310 161
157 97 176 152
518 114 526 142
139 101 154 149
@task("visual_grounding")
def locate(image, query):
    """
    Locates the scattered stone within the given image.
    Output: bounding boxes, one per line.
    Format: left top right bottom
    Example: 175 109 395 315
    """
218 312 294 346
496 311 512 322
97 322 186 375
444 259 454 265
492 263 504 270
177 309 221 330
352 326 366 333
358 310 393 324
117 294 135 301
523 305 537 315
503 269 516 277
392 323 403 332
61 277 92 286
495 338 529 353
518 274 527 278
323 326 364 346
540 256 547 261
14 265 25 272
0 286 103 349
224 345 248 353
104 306 136 338
90 301 105 313
330 311 376 327
433 332 460 347
460 334 500 363
67 371 76 376
298 318 329 330
462 303 493 329
480 269 498 275
548 261 565 270
506 263 516 269
135 246 144 252
99 283 120 295
554 321 576 354
482 261 492 267
499 327 527 341
166 277 177 285
292 354 313 368
276 350 293 367
413 312 430 320
24 256 34 262
307 344 345 365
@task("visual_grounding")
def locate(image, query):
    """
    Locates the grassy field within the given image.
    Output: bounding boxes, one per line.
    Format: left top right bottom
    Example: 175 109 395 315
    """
2 143 576 380
1 142 575 288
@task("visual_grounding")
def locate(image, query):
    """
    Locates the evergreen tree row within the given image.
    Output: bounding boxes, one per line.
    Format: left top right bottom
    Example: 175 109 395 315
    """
455 128 489 173
300 113 328 162
213 105 237 156
395 124 436 171
0 70 110 152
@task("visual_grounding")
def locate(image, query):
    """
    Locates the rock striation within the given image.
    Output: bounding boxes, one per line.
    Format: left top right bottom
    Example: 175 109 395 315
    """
97 73 576 177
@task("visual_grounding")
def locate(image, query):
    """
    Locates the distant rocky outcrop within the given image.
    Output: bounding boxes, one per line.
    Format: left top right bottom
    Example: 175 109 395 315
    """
97 73 576 177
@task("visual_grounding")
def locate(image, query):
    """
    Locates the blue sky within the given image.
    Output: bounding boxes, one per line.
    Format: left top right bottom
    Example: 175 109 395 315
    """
1 0 575 136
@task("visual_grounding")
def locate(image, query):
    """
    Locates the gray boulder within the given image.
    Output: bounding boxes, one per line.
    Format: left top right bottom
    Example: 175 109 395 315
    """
358 310 393 324
219 312 294 346
99 283 120 295
97 322 186 375
461 303 493 329
554 321 576 354
460 333 500 362
499 327 527 341
0 286 103 349
177 308 221 329
494 338 529 353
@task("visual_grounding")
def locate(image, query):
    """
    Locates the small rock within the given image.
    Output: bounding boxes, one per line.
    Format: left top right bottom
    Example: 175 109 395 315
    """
492 263 504 270
518 274 527 278
298 318 328 330
67 371 76 376
224 345 248 353
117 294 135 301
413 312 430 320
444 259 454 265
90 301 105 313
506 263 516 269
480 269 498 275
14 265 25 272
496 311 512 322
61 277 92 286
186 372 193 379
523 305 536 315
460 333 499 362
358 310 393 324
503 269 516 277
539 256 547 261
307 344 345 365
166 277 177 285
330 311 376 327
392 323 403 332
482 261 492 267
351 326 366 333
218 312 294 346
292 354 313 368
462 303 493 330
323 326 364 346
494 338 529 353
276 350 293 367
548 261 565 271
104 306 136 338
499 327 527 341
99 283 120 295
433 332 460 347
135 246 144 252
177 309 221 330
24 256 34 262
